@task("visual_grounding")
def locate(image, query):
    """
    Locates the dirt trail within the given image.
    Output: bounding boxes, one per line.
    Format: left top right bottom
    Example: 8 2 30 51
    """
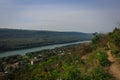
107 50 120 80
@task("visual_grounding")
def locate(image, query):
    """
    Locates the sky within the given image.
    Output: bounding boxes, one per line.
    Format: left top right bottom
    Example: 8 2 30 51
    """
0 0 120 33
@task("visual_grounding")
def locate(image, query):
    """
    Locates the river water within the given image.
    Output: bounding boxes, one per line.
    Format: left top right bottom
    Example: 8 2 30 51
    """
0 41 90 58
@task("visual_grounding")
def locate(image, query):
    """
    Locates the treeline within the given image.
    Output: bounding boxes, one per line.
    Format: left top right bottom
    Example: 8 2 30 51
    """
0 28 93 52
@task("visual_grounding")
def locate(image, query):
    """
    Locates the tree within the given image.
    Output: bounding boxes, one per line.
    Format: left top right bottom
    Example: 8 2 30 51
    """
108 28 120 48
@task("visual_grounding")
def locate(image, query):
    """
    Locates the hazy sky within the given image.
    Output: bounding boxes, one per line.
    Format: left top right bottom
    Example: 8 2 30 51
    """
0 0 120 33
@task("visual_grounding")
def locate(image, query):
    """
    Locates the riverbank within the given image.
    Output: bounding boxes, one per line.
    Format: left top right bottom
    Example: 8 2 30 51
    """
0 41 90 58
0 29 93 52
0 40 86 52
0 39 114 80
0 41 92 77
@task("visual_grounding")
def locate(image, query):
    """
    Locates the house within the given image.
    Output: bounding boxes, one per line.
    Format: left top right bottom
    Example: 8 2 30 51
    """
30 57 43 65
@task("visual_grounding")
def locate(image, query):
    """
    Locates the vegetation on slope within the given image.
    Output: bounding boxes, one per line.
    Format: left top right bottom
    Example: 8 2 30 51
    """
0 28 93 52
0 27 120 80
108 28 120 61
0 42 114 80
1 44 113 80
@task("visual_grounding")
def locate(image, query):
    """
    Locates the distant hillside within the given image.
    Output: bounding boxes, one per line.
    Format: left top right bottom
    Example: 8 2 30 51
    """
0 28 93 51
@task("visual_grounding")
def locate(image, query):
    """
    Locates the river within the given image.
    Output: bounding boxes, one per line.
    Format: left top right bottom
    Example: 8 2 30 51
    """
0 41 90 58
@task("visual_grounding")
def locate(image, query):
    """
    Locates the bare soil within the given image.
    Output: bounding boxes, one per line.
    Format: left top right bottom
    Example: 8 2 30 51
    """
107 50 120 80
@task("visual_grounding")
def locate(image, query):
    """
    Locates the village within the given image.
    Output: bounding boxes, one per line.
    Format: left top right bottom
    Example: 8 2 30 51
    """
0 45 74 75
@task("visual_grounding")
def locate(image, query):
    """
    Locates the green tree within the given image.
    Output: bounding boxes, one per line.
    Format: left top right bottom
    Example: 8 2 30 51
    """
108 28 120 48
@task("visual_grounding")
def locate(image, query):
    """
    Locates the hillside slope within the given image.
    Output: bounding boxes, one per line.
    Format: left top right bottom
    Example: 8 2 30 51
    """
0 28 93 51
0 28 120 80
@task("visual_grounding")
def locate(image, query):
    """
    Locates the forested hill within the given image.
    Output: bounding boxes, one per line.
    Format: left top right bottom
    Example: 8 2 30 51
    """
0 28 93 51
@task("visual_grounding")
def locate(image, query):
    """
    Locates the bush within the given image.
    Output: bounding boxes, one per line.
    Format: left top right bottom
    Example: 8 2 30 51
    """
92 67 113 80
108 28 120 48
98 52 111 66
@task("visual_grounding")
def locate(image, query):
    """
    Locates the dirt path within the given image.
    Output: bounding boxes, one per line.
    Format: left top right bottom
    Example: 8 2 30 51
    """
107 50 120 80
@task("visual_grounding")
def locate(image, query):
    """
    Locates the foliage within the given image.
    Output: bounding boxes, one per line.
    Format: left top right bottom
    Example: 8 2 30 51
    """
108 28 120 61
108 28 120 48
92 32 100 45
98 52 110 67
91 67 113 80
92 32 108 50
3 49 112 80
0 29 93 51
1 28 120 80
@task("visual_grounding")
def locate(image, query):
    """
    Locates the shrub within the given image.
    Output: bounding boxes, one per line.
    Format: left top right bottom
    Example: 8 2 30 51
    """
92 67 113 80
98 52 111 66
